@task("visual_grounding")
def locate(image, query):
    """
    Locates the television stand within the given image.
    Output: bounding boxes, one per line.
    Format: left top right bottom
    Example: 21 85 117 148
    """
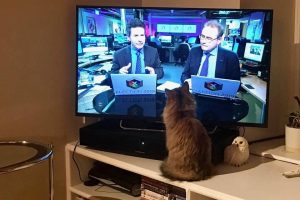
66 141 300 200
207 125 240 164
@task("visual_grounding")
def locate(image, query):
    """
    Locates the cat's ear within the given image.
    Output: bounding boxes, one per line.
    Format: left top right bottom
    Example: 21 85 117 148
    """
182 81 190 92
165 89 176 97
165 89 171 96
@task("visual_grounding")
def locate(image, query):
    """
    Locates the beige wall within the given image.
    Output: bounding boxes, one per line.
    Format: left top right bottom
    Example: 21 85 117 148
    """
0 0 298 199
0 0 80 199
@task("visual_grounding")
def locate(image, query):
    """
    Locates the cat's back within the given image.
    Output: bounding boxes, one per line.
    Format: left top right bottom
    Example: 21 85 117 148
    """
168 116 209 144
181 117 207 134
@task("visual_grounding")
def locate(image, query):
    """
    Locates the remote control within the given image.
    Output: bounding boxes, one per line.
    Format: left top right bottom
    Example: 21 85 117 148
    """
282 169 300 178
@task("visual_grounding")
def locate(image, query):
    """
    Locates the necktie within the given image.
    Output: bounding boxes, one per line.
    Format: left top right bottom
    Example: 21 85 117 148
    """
200 52 211 76
135 50 142 74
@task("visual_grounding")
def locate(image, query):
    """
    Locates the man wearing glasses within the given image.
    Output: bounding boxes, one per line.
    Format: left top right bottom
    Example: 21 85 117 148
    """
181 20 240 83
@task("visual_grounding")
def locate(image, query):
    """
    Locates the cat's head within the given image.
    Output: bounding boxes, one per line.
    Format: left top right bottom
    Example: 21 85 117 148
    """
165 82 195 108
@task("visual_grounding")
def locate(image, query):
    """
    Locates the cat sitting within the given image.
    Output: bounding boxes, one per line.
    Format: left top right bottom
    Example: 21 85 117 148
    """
160 82 212 181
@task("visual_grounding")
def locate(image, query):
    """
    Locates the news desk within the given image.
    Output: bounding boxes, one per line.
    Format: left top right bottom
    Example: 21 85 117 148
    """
241 75 266 104
78 54 113 68
240 75 267 123
77 86 249 125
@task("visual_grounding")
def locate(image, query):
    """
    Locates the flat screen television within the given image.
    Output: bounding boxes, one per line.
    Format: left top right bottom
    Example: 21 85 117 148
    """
243 42 265 63
159 35 172 44
77 40 84 56
81 35 108 52
76 7 273 161
187 36 197 43
76 6 273 128
232 42 239 54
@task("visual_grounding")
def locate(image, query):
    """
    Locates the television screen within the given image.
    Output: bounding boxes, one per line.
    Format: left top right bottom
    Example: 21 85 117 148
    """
114 33 128 44
77 40 83 55
220 40 233 51
76 6 273 127
243 42 265 63
80 35 108 53
187 36 197 44
232 42 239 54
159 35 172 43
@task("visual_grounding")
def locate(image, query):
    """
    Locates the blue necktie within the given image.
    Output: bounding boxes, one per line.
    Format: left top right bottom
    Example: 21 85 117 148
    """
200 52 211 76
135 50 142 74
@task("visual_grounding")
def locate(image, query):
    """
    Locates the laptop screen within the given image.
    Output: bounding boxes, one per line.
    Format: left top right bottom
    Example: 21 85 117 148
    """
111 74 157 95
191 76 240 99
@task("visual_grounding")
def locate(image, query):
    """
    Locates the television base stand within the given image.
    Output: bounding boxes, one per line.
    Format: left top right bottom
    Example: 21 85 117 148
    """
79 119 239 164
208 126 240 164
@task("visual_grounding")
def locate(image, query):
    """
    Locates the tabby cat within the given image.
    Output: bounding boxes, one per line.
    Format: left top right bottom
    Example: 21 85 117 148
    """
160 82 212 181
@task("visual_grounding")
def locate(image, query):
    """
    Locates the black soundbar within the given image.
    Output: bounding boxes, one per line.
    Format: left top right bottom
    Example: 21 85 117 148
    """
79 119 239 164
79 119 168 160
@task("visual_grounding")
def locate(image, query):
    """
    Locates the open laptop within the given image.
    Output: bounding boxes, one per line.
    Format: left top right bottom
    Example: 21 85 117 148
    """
191 75 240 99
111 74 157 95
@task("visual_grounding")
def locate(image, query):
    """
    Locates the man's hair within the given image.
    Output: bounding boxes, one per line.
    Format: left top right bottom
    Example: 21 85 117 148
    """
126 18 145 36
203 20 224 38
154 32 159 37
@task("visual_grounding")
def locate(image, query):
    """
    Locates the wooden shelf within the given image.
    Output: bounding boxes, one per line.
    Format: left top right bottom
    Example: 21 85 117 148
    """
70 183 139 200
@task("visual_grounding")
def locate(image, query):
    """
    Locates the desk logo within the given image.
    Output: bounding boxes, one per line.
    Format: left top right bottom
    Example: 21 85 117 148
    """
204 81 223 91
126 79 143 89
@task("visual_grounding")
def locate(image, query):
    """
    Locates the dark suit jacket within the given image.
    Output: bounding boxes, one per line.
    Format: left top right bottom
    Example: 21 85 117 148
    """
111 45 164 79
181 46 240 83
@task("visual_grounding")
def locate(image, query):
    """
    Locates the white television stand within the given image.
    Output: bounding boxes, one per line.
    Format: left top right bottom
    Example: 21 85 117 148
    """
66 138 300 200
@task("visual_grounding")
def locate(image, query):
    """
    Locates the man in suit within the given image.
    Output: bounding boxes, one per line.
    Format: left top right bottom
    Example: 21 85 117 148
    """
181 20 240 84
111 18 164 79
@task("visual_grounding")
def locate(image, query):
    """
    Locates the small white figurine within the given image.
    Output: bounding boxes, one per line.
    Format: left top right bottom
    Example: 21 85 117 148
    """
224 136 250 167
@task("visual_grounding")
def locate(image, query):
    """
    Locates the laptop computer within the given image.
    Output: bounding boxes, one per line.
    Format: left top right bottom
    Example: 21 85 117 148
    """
111 74 157 95
191 75 240 99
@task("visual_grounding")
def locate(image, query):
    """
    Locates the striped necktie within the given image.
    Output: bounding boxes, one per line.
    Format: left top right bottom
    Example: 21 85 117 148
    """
135 50 142 74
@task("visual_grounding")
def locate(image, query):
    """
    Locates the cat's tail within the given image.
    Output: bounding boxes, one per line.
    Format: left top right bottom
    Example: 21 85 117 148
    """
160 161 212 181
160 161 178 181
